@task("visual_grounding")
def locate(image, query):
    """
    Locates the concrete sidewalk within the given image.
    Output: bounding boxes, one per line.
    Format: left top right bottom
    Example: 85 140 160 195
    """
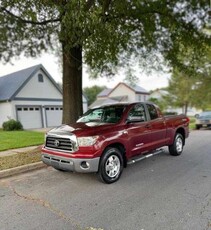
0 146 41 157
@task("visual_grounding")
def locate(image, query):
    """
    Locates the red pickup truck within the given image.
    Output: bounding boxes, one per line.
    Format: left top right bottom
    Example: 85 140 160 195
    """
42 102 189 183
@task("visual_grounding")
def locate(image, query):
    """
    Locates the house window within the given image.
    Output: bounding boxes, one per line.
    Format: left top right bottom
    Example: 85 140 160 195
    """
144 95 146 101
38 74 44 82
138 95 142 102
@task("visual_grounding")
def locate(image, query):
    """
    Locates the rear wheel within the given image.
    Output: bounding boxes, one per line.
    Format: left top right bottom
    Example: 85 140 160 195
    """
169 133 184 156
195 125 201 130
98 147 124 184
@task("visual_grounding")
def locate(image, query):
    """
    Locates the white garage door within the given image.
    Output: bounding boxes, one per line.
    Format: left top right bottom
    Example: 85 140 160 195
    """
45 106 62 127
17 106 43 129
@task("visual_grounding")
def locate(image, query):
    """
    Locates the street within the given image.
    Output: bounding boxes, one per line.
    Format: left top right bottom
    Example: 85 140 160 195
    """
0 130 211 230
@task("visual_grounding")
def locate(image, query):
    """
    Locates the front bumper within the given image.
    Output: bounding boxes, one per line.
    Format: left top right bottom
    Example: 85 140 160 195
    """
41 153 100 173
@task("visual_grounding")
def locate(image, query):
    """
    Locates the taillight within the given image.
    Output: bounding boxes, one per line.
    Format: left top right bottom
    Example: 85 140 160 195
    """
183 117 190 123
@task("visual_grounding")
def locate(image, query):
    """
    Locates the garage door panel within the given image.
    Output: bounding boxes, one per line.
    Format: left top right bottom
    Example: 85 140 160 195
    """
17 106 43 129
45 107 62 127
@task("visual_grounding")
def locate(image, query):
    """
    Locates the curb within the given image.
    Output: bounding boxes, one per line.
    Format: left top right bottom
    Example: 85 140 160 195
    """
0 162 47 179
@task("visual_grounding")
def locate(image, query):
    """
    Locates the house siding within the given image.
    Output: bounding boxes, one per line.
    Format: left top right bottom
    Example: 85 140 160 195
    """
0 102 13 127
16 70 62 99
109 84 135 101
135 93 149 102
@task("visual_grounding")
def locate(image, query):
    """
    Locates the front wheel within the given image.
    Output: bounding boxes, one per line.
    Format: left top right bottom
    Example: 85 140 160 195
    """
169 133 184 156
98 147 124 184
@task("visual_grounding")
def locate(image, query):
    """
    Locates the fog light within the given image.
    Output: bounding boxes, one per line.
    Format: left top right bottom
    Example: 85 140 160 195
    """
80 161 90 169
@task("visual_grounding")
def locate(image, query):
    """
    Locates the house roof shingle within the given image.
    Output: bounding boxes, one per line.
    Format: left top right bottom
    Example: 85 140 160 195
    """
133 85 149 94
97 88 112 97
105 82 149 96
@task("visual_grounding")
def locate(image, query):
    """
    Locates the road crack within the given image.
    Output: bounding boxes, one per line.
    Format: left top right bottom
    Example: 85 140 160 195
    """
4 181 83 230
0 180 104 230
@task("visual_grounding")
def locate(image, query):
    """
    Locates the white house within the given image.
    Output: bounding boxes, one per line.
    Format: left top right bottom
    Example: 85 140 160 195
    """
0 64 88 129
90 82 149 108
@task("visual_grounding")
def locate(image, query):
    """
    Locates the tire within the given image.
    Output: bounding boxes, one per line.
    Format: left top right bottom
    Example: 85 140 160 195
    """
98 147 124 184
195 125 201 130
169 133 184 156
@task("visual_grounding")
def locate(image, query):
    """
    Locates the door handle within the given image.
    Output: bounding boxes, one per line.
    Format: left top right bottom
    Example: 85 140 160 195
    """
145 124 151 129
122 130 128 135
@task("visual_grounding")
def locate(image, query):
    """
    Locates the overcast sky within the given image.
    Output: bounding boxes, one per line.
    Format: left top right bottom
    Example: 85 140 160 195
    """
0 52 169 91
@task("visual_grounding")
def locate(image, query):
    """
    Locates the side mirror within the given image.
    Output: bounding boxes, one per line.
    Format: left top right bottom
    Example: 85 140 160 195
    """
195 114 199 119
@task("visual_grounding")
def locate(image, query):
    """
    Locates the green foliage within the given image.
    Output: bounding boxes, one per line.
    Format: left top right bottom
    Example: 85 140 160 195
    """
164 68 197 114
165 45 211 113
84 85 107 105
0 1 210 73
148 97 168 112
2 119 23 131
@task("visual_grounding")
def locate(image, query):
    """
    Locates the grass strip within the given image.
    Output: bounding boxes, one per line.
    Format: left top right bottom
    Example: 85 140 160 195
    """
0 146 42 170
0 130 45 151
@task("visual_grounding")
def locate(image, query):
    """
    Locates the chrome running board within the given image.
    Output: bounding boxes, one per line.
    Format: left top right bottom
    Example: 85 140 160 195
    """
127 149 164 165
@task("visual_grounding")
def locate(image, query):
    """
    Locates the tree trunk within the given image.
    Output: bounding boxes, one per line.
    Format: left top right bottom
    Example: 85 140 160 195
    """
62 44 83 124
184 102 188 115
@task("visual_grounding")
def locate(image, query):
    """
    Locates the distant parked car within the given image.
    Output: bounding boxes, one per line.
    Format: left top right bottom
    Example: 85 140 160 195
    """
195 111 211 129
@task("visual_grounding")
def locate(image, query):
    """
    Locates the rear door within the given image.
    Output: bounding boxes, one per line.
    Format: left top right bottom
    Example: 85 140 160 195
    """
125 104 152 157
145 104 167 149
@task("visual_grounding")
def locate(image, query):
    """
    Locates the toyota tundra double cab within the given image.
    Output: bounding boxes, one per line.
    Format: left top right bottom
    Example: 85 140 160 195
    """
41 102 189 183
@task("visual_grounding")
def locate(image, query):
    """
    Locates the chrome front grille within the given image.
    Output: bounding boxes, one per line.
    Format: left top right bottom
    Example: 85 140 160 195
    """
46 135 77 152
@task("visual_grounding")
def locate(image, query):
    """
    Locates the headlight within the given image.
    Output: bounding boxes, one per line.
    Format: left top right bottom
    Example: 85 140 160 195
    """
77 136 99 146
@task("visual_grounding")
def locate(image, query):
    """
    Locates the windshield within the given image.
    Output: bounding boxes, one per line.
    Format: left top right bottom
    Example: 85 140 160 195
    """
199 111 211 119
77 105 126 124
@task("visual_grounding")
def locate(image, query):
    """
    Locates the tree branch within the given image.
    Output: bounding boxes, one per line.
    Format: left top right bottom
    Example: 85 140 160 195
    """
0 6 61 25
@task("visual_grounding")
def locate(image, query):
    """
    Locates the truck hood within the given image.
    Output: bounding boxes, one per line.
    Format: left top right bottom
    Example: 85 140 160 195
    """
47 122 116 137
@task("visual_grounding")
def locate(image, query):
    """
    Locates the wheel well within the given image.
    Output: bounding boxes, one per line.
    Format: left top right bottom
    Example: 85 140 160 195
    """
103 143 127 168
176 128 185 144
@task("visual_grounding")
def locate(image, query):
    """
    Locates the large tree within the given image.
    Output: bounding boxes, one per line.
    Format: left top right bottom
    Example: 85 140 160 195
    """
165 45 211 114
0 0 210 123
164 68 198 114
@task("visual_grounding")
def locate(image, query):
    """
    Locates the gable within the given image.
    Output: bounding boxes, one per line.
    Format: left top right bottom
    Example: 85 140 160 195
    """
0 65 39 102
109 83 135 98
15 69 62 100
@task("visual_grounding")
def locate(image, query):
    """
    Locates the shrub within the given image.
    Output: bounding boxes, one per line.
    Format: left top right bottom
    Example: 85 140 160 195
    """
2 119 23 131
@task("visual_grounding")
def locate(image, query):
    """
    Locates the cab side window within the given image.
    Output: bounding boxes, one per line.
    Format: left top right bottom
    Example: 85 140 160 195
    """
128 104 147 122
147 104 159 120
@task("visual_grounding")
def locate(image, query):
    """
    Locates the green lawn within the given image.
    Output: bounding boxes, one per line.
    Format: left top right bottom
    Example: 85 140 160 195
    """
0 130 45 151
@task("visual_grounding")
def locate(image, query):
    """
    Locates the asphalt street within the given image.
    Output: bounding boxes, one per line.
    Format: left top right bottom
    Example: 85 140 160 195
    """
0 130 211 230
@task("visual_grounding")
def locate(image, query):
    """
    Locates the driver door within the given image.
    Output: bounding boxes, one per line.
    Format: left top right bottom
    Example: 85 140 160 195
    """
126 104 152 158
